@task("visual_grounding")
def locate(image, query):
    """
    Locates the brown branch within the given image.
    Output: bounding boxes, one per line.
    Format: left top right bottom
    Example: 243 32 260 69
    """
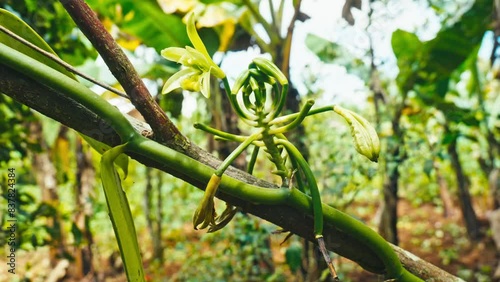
281 0 303 79
58 0 188 150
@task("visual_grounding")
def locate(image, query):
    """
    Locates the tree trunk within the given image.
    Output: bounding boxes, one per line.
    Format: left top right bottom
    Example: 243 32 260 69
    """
144 167 164 263
378 115 405 246
71 138 95 279
30 122 67 267
379 147 400 245
434 160 456 217
489 166 500 210
447 138 481 240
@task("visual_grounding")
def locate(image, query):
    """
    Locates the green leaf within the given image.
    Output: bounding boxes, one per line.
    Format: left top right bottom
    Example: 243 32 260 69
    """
391 0 493 94
305 33 341 63
81 134 129 179
423 159 434 178
88 0 191 53
391 29 423 91
436 102 479 126
422 0 492 79
0 8 76 79
101 143 145 281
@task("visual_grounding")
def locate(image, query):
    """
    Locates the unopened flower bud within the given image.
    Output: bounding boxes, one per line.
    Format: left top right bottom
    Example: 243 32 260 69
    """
333 105 380 162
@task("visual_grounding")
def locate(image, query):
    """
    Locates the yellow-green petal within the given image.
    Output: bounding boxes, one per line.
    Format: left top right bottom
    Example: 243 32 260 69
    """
209 64 225 79
183 46 210 69
186 12 211 59
162 68 196 94
200 70 211 98
180 73 202 92
161 47 187 62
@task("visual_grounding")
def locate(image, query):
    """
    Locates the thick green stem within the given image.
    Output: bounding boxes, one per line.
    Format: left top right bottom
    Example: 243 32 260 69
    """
276 138 323 236
269 99 314 134
128 136 422 281
215 132 263 176
270 105 334 125
0 42 136 141
128 136 289 204
101 144 145 281
288 189 420 281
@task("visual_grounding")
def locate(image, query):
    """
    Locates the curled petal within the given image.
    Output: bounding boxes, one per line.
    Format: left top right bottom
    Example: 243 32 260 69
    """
200 70 211 98
208 204 237 233
186 12 211 59
162 68 197 94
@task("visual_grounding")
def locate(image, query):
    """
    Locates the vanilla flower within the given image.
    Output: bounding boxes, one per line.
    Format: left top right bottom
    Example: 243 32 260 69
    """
161 12 225 98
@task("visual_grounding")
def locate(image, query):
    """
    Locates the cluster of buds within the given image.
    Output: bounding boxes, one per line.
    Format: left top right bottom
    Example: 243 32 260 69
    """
230 57 288 125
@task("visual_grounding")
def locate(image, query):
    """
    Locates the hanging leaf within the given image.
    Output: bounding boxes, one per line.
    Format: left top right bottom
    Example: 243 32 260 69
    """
100 143 144 281
391 29 424 92
391 0 493 96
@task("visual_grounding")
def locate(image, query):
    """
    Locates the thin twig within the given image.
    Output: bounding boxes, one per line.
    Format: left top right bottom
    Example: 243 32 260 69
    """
268 0 278 32
242 0 281 45
0 25 128 99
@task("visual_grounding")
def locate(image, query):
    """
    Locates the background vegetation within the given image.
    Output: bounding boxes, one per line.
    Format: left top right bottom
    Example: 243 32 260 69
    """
0 0 499 281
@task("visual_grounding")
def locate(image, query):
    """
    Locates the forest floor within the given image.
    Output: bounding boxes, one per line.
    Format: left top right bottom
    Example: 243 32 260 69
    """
336 199 497 281
4 199 497 282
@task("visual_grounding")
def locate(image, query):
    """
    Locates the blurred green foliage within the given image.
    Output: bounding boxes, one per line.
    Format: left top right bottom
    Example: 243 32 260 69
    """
0 0 499 280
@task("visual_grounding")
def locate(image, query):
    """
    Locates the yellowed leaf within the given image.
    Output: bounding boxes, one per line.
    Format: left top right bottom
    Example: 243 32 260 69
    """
218 20 236 52
117 37 142 51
